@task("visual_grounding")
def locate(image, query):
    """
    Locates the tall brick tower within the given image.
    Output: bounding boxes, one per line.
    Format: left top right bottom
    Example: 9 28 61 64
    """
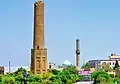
31 0 47 74
76 39 80 68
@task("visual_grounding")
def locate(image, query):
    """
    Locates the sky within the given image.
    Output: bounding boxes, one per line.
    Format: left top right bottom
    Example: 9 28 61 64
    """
0 0 120 67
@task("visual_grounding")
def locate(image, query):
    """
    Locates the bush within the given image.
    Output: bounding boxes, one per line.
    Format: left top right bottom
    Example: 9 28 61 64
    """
0 66 82 83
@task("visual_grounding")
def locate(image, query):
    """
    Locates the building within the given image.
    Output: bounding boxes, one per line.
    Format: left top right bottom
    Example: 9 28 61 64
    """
63 60 72 66
89 53 120 70
49 63 56 69
4 66 30 74
48 61 72 71
0 66 4 75
31 0 48 74
79 70 92 75
78 70 93 83
48 63 63 71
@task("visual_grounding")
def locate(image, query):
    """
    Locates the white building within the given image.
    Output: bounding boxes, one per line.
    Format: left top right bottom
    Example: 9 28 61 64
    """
89 53 120 69
62 60 72 66
4 66 30 74
48 60 72 71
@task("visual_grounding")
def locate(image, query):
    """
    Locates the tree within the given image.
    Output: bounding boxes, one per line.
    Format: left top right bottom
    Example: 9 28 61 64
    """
91 70 110 84
14 67 27 75
0 66 83 83
49 66 82 84
114 60 120 70
63 66 77 74
2 76 15 84
14 72 24 83
0 75 2 83
113 77 120 84
83 62 90 71
115 68 120 77
13 67 28 84
41 72 53 83
49 69 60 75
27 74 42 83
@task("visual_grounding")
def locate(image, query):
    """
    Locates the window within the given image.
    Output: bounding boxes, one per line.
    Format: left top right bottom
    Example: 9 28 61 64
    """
36 70 40 74
36 57 40 59
37 46 39 49
0 70 4 74
49 65 51 69
43 60 45 68
36 60 40 68
110 63 111 65
113 62 114 65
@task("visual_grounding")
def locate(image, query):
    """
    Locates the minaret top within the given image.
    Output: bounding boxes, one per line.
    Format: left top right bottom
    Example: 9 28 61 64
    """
37 0 44 2
35 0 44 5
76 39 80 50
36 0 44 3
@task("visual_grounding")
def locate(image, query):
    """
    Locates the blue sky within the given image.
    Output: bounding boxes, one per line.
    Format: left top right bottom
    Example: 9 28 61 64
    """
0 0 120 67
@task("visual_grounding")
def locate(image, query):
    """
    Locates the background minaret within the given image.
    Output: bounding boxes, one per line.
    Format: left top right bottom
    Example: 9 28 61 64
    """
31 0 47 74
76 39 80 68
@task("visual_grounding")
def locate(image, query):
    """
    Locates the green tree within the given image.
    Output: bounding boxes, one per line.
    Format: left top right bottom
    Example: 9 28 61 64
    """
63 65 77 74
115 68 120 77
14 73 24 84
49 69 59 75
49 66 81 84
13 67 27 84
66 80 72 84
114 60 120 70
0 66 83 83
91 70 110 84
113 77 120 84
83 62 90 71
0 75 2 83
27 74 42 83
41 72 53 83
14 67 27 75
2 76 15 84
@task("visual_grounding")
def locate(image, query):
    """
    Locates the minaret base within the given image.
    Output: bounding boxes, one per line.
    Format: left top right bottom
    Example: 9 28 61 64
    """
31 48 47 74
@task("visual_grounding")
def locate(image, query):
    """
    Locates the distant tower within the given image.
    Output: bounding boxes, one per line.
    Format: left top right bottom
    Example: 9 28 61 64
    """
31 0 47 74
76 39 80 67
9 61 11 73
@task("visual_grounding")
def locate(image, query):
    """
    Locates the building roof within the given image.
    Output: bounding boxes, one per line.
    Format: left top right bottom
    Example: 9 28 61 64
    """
89 53 120 62
89 59 120 62
63 60 72 65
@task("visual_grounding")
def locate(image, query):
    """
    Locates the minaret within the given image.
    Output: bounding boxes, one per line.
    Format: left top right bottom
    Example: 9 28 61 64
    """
31 0 47 74
76 39 80 68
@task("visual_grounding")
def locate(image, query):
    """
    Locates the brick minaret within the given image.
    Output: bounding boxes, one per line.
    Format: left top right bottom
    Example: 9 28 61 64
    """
31 0 47 74
76 39 80 67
